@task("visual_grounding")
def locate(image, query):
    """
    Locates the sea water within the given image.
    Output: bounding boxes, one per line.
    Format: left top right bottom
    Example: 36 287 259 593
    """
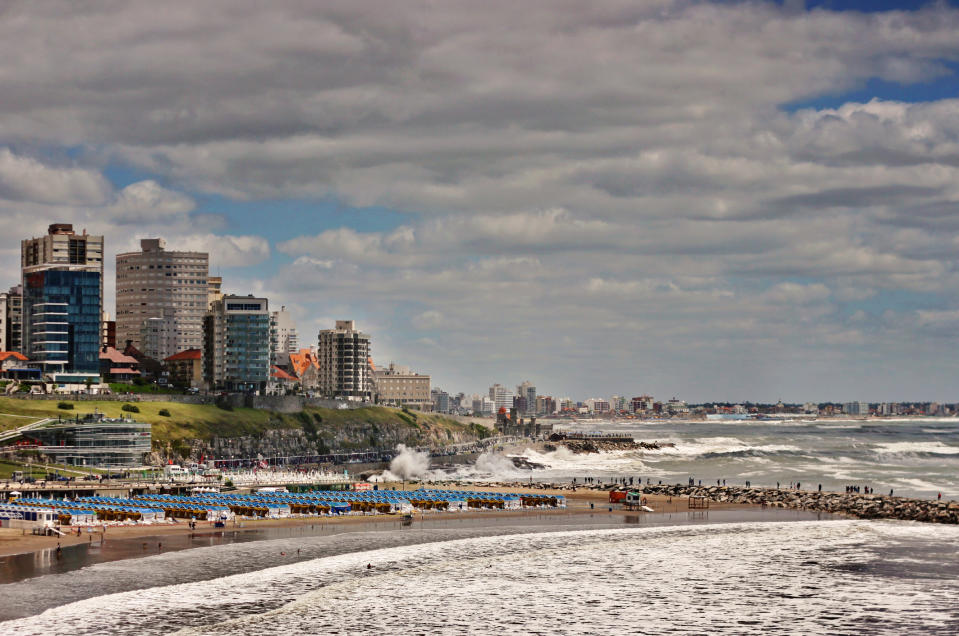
3 520 958 635
453 417 959 499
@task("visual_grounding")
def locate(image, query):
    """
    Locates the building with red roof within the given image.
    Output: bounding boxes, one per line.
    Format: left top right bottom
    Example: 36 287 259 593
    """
0 351 29 375
97 346 141 381
163 348 203 388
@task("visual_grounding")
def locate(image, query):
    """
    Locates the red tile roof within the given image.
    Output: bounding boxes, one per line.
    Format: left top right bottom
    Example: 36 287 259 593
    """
288 348 319 377
165 349 202 362
99 347 139 365
0 351 28 362
271 366 297 381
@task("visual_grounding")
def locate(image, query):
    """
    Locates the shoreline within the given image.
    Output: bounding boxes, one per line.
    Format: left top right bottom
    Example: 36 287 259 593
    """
0 486 677 559
2 480 954 566
0 485 801 585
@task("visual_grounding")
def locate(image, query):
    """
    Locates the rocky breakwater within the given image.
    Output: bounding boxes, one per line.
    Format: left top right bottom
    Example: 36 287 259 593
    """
549 439 673 454
634 484 959 525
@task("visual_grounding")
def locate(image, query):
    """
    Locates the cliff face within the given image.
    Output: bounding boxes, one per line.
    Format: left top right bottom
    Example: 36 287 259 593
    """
155 406 491 462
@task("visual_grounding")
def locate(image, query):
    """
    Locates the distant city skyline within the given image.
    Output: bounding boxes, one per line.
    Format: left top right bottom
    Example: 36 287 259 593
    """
2 2 959 401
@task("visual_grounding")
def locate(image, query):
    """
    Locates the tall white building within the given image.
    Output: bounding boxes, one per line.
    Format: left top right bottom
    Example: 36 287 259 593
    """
317 320 372 401
270 306 298 365
843 401 869 416
489 383 512 411
115 238 209 360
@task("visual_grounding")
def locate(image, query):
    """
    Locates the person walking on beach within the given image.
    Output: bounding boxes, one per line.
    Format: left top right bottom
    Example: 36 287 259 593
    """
818 484 822 492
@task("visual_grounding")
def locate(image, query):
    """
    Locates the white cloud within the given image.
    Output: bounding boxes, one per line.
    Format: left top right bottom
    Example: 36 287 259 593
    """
0 148 110 205
3 2 959 398
104 180 195 223
177 234 271 268
761 282 831 305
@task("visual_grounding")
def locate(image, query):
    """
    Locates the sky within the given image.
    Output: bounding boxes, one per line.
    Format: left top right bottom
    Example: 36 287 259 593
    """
2 0 959 403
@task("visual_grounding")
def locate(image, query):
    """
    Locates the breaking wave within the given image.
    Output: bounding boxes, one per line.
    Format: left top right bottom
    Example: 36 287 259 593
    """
5 521 959 635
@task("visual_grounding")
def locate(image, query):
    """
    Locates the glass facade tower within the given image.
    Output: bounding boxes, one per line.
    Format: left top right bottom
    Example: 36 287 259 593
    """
21 224 104 376
22 270 101 373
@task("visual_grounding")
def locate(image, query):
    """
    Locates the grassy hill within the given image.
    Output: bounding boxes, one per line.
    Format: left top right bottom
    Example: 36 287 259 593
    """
0 397 491 457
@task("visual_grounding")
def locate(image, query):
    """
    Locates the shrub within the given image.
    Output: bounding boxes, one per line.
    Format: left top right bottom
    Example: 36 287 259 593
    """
57 401 74 410
121 403 140 413
158 408 171 417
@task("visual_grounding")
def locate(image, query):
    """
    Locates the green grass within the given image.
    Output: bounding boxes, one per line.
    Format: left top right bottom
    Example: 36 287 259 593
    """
0 458 107 479
0 413 47 433
0 398 489 453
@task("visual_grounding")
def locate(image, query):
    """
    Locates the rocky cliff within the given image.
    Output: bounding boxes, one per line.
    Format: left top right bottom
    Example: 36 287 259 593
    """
155 406 491 462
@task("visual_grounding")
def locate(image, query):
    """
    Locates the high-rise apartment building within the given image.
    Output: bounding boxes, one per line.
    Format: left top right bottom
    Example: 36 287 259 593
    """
843 401 869 416
0 285 22 352
517 380 537 414
203 295 270 393
115 238 209 361
317 320 372 401
489 383 512 411
432 388 450 413
21 224 103 375
207 276 223 310
269 306 298 366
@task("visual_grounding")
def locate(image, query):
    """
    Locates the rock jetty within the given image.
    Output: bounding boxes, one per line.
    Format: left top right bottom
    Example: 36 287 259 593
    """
548 440 673 454
632 484 959 525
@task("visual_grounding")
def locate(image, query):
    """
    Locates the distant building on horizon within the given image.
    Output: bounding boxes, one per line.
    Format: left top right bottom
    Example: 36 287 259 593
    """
843 401 869 416
432 387 450 413
115 238 209 361
21 224 103 377
517 380 536 415
489 383 512 412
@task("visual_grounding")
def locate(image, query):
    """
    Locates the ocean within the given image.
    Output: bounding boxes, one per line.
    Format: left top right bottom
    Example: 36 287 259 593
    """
2 417 957 634
2 518 958 635
449 417 959 499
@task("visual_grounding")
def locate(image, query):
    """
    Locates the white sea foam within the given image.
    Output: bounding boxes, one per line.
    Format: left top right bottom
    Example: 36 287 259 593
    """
7 520 957 636
873 441 959 456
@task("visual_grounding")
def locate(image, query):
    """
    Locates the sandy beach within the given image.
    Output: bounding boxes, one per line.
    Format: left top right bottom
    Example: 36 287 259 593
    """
0 484 775 582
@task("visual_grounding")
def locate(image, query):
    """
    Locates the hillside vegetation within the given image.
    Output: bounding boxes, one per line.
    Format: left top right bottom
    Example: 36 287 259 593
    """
0 397 491 457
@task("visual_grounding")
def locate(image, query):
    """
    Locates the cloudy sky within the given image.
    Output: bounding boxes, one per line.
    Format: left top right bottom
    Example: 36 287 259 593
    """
2 0 959 402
